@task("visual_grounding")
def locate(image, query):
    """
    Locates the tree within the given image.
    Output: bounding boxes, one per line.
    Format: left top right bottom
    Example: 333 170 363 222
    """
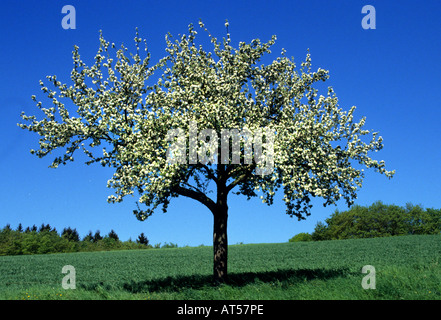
62 227 80 242
39 223 52 233
93 230 103 243
136 232 149 246
289 232 312 242
405 204 441 235
424 208 441 234
0 225 21 256
107 229 119 241
18 21 394 283
83 231 94 242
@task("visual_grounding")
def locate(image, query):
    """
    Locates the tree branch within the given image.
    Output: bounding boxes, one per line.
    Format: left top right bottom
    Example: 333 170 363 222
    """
199 163 218 185
172 185 217 213
225 163 255 194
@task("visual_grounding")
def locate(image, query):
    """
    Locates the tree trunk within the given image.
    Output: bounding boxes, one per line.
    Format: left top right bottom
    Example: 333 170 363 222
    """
213 202 228 284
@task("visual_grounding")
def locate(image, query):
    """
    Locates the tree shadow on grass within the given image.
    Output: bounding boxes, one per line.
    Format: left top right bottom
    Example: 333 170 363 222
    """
117 267 353 294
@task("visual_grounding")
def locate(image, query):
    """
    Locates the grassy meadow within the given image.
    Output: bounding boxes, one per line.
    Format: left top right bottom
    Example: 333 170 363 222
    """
1 234 440 300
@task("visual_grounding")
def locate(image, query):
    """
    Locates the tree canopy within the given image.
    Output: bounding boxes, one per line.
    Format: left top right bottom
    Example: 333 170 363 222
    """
311 201 441 241
19 21 394 282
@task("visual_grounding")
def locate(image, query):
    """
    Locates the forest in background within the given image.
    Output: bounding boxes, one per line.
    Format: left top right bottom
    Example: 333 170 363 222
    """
0 223 178 256
290 201 441 242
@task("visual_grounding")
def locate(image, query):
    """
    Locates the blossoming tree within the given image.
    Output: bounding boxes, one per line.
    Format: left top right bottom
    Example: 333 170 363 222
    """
19 21 394 283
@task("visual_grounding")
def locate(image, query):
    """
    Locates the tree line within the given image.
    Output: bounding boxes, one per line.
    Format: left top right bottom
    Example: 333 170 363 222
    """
290 201 441 242
0 223 177 256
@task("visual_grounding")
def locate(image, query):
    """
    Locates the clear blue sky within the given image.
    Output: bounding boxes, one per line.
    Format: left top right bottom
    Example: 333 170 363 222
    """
1 0 440 246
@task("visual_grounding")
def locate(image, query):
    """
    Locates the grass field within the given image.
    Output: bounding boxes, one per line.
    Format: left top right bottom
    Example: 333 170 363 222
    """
1 234 440 300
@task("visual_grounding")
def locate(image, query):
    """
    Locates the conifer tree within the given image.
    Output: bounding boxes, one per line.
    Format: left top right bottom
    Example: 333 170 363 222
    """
136 233 149 246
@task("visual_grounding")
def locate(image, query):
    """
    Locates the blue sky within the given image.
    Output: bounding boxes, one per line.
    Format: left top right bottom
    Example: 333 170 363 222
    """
1 0 440 247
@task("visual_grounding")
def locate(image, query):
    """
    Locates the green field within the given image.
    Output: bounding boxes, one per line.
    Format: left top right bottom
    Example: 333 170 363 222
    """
1 235 440 300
